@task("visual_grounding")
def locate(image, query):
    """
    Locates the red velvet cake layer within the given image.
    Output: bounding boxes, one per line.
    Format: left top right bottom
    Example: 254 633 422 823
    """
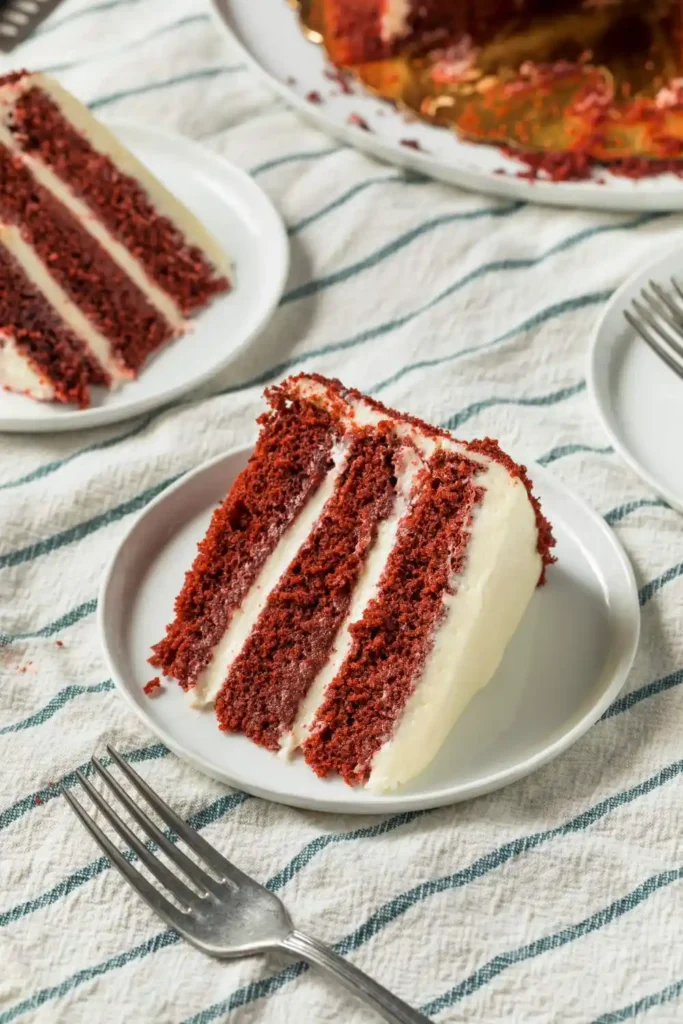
0 246 103 407
9 85 230 315
0 143 174 374
302 447 484 785
214 427 398 749
150 387 340 689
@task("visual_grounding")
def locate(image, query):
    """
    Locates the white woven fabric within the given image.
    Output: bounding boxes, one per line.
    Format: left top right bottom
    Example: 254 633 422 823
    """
1 4 683 1022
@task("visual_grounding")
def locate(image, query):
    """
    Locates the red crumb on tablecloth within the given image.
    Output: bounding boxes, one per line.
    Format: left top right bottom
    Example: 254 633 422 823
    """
34 796 42 804
400 138 421 149
348 113 371 130
143 677 163 697
306 90 323 104
55 640 64 647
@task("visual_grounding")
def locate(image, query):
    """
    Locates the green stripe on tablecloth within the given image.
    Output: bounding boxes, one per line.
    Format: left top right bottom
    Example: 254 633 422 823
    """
0 680 114 735
538 444 614 466
39 14 212 74
604 498 670 524
88 67 244 110
0 474 181 571
0 599 97 645
35 0 143 37
442 381 586 432
0 743 169 834
280 203 523 304
593 976 683 1023
0 792 248 929
422 868 683 1016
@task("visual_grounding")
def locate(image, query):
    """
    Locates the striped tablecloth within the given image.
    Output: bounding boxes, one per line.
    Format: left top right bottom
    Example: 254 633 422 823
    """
2 3 683 1022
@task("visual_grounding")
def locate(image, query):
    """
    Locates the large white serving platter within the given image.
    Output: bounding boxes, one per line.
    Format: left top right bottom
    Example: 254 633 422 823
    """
588 246 683 513
211 0 683 213
0 122 288 433
99 445 640 814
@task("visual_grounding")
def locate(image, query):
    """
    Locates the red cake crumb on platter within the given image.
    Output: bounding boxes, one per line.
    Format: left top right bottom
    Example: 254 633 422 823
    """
143 677 162 696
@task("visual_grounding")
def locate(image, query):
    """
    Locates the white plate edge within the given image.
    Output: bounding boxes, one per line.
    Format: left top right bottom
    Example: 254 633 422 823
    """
98 445 641 814
587 245 683 514
0 121 290 434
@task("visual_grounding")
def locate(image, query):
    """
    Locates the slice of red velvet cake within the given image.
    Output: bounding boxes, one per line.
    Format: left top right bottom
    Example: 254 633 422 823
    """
0 71 231 408
151 374 555 791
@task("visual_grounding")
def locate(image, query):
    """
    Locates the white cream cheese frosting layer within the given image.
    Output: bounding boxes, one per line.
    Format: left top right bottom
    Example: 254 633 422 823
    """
0 328 55 400
367 458 541 793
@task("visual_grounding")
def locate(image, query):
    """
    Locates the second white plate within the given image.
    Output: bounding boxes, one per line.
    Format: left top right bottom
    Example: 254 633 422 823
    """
0 122 289 433
99 446 640 814
588 247 683 513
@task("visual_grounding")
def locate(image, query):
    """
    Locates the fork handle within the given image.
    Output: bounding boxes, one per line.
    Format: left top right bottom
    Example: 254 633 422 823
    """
280 930 430 1024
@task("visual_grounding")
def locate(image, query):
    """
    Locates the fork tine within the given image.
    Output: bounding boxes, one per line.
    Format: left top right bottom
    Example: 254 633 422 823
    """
641 286 683 359
632 297 683 361
648 280 683 331
106 745 253 888
75 769 199 910
92 756 222 898
625 309 683 380
61 784 189 934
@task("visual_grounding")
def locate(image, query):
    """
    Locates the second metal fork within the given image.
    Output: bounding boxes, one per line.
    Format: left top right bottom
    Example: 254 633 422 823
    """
63 746 429 1024
625 277 683 379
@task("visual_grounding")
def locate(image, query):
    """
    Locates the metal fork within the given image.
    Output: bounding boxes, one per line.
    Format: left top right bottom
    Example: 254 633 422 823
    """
62 746 428 1024
624 278 683 380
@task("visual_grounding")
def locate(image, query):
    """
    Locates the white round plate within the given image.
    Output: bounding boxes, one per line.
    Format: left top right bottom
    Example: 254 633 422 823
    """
212 0 683 212
99 445 640 814
0 122 288 433
588 247 683 513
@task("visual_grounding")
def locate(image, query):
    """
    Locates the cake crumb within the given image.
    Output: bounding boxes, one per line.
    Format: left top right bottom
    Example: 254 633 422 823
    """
348 113 371 131
55 640 64 647
143 677 163 697
325 68 354 94
306 90 323 104
400 138 421 150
